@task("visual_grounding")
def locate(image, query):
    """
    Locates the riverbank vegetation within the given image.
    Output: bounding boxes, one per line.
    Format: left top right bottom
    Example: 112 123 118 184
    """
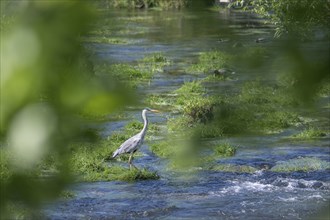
103 0 190 9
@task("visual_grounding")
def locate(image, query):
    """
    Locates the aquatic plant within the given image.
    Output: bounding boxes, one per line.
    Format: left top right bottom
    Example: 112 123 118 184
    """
145 94 176 108
175 81 205 96
213 143 236 157
188 51 233 74
150 140 175 158
155 0 190 9
84 165 159 182
210 164 258 173
82 36 129 44
110 63 153 80
175 81 208 112
105 0 190 9
139 52 171 73
232 81 302 133
68 138 158 182
290 128 327 140
271 157 330 172
142 52 170 63
168 78 306 136
193 123 224 138
60 191 75 199
167 116 192 133
182 96 215 124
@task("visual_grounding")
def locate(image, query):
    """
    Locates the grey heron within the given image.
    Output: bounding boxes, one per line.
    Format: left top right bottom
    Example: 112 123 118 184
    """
112 108 160 169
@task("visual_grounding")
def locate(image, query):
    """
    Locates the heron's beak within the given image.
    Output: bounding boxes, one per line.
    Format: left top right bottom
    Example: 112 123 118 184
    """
151 109 161 113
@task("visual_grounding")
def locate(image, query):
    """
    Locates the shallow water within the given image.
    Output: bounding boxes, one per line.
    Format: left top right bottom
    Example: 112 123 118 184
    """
44 8 329 220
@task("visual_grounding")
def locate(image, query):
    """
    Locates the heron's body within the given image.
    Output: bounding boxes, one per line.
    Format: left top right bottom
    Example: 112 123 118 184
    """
112 129 146 158
112 108 159 169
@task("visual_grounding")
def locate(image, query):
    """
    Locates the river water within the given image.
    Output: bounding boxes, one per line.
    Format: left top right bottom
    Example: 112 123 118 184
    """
44 8 330 220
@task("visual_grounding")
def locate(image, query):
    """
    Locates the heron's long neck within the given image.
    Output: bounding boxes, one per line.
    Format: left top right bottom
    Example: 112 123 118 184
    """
141 111 148 138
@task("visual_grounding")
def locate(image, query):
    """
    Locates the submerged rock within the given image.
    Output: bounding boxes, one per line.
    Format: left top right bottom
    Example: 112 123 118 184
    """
255 38 267 43
213 68 235 77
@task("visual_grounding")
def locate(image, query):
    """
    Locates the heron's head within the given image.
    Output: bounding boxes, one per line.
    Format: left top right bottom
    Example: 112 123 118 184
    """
144 107 161 113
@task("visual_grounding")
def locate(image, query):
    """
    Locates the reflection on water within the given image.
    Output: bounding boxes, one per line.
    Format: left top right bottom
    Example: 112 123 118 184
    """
46 8 329 220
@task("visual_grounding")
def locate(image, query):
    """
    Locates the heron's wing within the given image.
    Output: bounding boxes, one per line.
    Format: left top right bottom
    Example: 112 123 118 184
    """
112 133 142 157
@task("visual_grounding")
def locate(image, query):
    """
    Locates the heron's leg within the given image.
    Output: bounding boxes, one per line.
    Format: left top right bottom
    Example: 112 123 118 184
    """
128 153 138 170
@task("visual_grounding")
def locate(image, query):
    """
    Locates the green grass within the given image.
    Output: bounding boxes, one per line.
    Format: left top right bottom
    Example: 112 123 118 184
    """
166 79 304 136
188 51 233 74
68 137 159 182
82 165 159 182
167 116 192 133
0 119 161 183
82 36 129 44
182 96 215 124
66 117 162 182
111 63 153 80
271 157 330 172
193 123 224 138
213 143 236 157
290 128 327 140
106 0 189 9
175 81 205 96
142 52 170 64
94 53 171 86
210 164 258 173
150 140 176 158
145 94 176 108
60 190 76 199
138 52 171 73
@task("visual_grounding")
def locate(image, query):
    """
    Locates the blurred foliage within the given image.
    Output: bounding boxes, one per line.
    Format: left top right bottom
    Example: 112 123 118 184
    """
0 1 132 218
248 0 330 39
0 0 329 218
229 0 330 102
